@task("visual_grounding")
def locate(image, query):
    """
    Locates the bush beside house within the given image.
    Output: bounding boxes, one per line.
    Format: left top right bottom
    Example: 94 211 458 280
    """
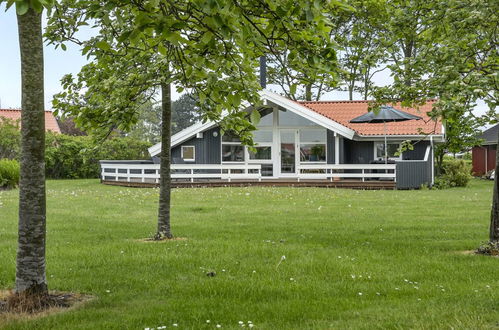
0 159 20 189
0 118 151 180
45 133 151 179
434 159 473 189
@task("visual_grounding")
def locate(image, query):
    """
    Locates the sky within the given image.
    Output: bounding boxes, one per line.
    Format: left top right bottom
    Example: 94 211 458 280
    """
0 4 492 121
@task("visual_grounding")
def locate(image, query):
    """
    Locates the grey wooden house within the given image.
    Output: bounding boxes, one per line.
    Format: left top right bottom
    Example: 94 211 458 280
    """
100 91 444 189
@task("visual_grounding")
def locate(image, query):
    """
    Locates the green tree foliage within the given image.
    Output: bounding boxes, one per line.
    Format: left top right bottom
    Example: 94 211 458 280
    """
172 93 201 134
127 101 162 144
0 117 21 160
57 116 87 136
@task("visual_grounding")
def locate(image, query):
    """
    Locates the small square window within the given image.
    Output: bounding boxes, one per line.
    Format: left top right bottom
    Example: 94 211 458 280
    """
181 146 195 161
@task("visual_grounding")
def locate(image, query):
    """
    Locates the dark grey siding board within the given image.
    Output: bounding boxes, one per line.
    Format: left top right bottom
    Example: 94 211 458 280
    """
396 147 433 189
327 130 335 164
344 140 374 164
396 161 429 189
171 127 221 164
403 141 429 160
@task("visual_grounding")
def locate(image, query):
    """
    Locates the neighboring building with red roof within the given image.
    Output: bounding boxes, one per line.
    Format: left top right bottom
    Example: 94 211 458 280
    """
0 109 61 133
101 91 444 189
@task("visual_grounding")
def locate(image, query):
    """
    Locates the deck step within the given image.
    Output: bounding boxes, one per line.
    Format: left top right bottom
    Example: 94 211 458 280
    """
101 180 396 190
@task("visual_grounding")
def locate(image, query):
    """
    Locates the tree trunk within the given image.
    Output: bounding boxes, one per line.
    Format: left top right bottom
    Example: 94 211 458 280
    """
155 82 173 239
305 83 312 101
489 128 499 242
15 9 47 294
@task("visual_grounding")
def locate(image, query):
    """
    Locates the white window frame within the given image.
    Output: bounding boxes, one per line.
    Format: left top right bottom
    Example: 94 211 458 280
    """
181 145 195 162
373 142 402 160
221 134 245 163
247 129 273 164
299 128 327 163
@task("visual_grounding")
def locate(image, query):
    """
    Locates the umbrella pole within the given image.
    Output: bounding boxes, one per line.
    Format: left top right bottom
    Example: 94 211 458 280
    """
384 121 387 165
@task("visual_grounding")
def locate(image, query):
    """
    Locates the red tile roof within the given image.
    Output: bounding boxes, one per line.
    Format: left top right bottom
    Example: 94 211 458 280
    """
299 100 442 136
0 109 61 133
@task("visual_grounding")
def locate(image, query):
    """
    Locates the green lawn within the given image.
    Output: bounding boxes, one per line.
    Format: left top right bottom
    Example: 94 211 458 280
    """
0 179 498 329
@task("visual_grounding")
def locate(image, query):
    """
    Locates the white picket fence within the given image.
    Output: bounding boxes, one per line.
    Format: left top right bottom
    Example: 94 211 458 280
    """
100 162 396 183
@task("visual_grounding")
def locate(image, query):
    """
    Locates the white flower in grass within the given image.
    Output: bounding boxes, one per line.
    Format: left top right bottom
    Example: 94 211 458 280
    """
248 324 254 328
206 320 211 323
376 292 381 295
105 290 111 293
173 323 178 327
358 292 363 296
350 274 356 279
239 321 244 325
216 324 222 328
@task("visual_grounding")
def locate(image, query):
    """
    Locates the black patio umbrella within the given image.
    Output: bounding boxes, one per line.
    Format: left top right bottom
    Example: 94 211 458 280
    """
350 105 422 164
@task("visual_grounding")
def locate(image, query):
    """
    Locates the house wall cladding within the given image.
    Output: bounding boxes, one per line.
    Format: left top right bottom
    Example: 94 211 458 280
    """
171 127 221 164
396 147 433 189
344 140 374 164
403 141 430 160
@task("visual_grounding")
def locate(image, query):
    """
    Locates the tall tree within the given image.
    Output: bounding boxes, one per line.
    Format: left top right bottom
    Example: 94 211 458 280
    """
48 0 342 240
371 0 498 244
0 0 54 302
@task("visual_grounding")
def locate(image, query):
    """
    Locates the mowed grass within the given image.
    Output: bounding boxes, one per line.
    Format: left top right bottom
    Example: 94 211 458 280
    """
0 179 498 329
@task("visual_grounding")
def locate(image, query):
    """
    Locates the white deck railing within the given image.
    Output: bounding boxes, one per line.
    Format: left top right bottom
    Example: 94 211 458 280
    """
100 162 397 183
297 163 396 182
100 163 262 183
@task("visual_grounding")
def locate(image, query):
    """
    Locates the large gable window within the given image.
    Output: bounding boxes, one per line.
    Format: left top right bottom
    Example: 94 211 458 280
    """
279 109 317 127
181 146 195 161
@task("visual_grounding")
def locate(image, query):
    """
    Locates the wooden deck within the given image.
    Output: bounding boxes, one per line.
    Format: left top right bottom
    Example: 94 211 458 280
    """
101 179 396 190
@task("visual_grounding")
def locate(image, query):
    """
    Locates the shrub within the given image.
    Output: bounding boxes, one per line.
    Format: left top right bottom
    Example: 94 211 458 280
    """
0 159 20 188
434 159 472 189
45 133 151 179
0 117 21 160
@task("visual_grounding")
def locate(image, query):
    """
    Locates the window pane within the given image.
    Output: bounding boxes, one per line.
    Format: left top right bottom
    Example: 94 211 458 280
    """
279 109 317 126
182 146 195 160
257 108 273 127
222 145 245 162
376 143 400 158
300 129 326 143
222 132 241 142
253 130 273 143
261 164 273 177
300 144 326 162
249 146 271 160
